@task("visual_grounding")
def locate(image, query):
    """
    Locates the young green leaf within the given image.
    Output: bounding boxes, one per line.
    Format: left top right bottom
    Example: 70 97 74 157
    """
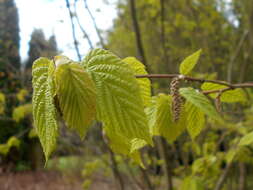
55 60 97 138
81 49 152 146
201 82 247 102
123 57 151 106
104 128 144 167
153 94 186 143
180 176 205 190
145 96 159 136
201 82 227 91
32 58 58 161
12 104 32 122
185 102 205 140
239 132 253 146
180 87 222 121
179 49 202 75
0 92 5 114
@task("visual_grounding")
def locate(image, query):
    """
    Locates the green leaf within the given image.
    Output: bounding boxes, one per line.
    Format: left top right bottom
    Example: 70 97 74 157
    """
145 96 158 136
180 87 222 121
179 49 202 75
28 128 38 139
104 128 144 167
32 57 58 161
180 176 205 190
12 104 32 122
239 132 253 146
0 92 5 102
7 136 20 148
185 102 205 140
201 82 227 91
201 82 247 103
55 59 96 137
225 148 238 163
123 57 151 106
153 94 186 143
220 89 247 102
0 92 5 114
81 49 152 146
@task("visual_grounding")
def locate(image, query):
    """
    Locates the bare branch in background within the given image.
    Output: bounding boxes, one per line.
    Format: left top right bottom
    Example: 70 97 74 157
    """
83 0 106 49
129 0 149 72
102 127 125 190
214 162 233 190
158 138 173 190
139 167 155 190
160 0 170 71
73 0 94 49
238 163 246 190
227 30 249 82
65 0 82 61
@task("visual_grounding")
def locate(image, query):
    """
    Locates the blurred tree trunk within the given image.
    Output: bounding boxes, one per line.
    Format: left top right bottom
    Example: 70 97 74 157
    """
157 138 173 190
140 167 155 190
0 0 20 70
107 146 125 190
129 0 149 72
238 163 246 190
239 0 253 82
214 162 233 190
160 0 170 72
101 124 125 190
29 139 44 170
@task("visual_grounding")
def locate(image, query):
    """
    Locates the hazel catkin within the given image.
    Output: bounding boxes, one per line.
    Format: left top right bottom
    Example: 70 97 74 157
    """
170 77 182 122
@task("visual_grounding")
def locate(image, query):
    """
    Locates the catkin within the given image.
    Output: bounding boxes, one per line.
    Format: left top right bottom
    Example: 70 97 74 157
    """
215 92 222 113
170 77 182 122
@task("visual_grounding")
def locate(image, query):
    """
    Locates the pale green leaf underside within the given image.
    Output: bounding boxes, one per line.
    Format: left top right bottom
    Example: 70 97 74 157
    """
152 94 186 143
180 176 205 190
81 49 152 146
32 57 58 161
104 128 144 167
239 132 253 146
179 49 202 75
145 96 158 136
180 87 222 122
185 102 205 140
55 62 97 137
225 148 238 163
123 57 151 106
201 82 247 102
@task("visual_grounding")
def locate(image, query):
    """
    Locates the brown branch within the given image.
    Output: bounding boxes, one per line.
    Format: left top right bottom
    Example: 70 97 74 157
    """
203 83 253 95
136 74 231 86
135 74 253 94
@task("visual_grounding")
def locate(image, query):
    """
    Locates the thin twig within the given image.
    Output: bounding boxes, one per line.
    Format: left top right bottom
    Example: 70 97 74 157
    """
214 162 233 190
73 0 94 49
227 30 249 82
160 0 170 71
135 74 253 94
238 162 246 190
65 0 82 61
83 0 106 48
129 0 149 72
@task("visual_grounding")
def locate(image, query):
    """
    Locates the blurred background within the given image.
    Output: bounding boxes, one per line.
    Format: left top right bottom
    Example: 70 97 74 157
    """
1 0 253 189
